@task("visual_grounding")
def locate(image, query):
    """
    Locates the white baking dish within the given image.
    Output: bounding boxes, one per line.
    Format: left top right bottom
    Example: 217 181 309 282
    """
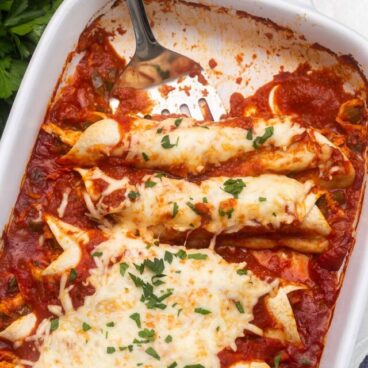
0 0 367 367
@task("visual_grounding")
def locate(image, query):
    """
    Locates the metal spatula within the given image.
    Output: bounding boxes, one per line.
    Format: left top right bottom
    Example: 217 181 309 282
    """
110 0 226 121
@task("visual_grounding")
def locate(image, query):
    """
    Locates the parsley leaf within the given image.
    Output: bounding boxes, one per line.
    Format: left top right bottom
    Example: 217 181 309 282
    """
253 126 274 149
188 253 208 260
222 178 246 198
161 135 179 149
82 322 91 331
106 346 116 354
234 301 245 314
273 353 282 368
144 258 165 274
128 191 140 200
194 307 211 315
129 313 141 328
138 328 155 342
145 347 160 360
145 179 157 188
50 318 59 332
0 0 62 134
186 201 200 214
172 202 179 218
219 207 234 219
164 251 174 264
165 334 173 343
68 268 77 282
120 262 129 277
246 128 253 140
174 118 183 127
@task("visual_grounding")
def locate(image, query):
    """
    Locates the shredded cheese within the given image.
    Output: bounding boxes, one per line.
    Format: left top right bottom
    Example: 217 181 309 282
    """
32 226 277 368
78 170 330 237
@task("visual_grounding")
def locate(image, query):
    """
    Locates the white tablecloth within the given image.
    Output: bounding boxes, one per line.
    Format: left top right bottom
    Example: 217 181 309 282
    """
290 1 368 367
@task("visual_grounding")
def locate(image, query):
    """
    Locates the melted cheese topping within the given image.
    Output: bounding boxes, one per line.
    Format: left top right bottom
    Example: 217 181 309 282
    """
79 170 330 237
59 116 351 175
125 117 305 174
33 228 276 368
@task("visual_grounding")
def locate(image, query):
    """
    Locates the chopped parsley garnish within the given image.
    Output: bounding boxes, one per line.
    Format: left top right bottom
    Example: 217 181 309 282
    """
165 335 173 343
106 321 115 327
234 301 245 314
50 318 59 332
129 273 144 287
134 263 145 275
157 127 163 134
144 258 165 274
120 262 129 277
119 345 133 352
186 201 200 214
145 180 157 188
164 251 174 264
68 268 77 282
92 251 103 257
222 178 246 198
175 249 187 260
273 353 282 368
129 273 171 310
253 126 274 149
237 269 248 275
188 253 208 260
161 135 179 149
174 118 183 127
142 152 149 161
145 347 160 360
138 328 155 342
259 196 267 202
128 191 140 200
202 197 208 203
155 172 166 180
194 307 211 315
246 128 253 140
172 202 179 218
106 346 116 354
184 365 205 368
129 313 141 328
151 274 166 286
168 362 178 368
219 207 234 219
82 322 91 331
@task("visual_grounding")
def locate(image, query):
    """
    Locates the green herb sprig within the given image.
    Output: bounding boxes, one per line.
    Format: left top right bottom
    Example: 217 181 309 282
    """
0 0 62 133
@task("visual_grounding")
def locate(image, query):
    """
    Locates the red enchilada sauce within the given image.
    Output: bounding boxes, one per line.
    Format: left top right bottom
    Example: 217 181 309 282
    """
0 17 367 368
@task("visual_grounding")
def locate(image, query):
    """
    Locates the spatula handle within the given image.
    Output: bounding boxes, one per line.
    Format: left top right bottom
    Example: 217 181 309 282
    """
126 0 163 60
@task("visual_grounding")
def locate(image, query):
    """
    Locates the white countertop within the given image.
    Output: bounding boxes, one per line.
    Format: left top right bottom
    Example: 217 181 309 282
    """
290 1 368 367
